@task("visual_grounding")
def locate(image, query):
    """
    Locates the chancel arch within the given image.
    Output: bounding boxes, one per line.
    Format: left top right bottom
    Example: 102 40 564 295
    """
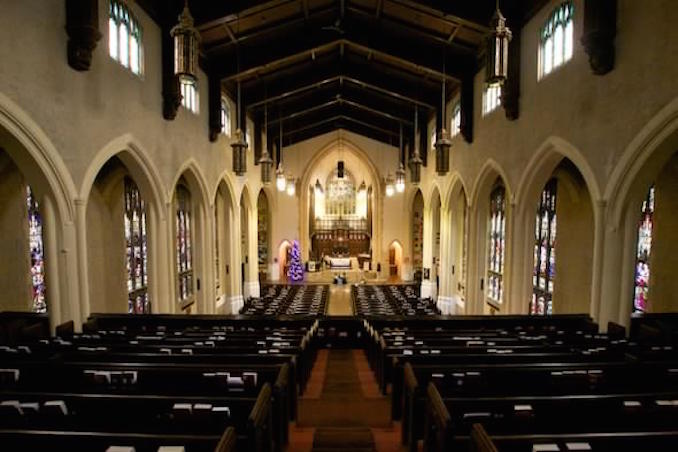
300 137 379 271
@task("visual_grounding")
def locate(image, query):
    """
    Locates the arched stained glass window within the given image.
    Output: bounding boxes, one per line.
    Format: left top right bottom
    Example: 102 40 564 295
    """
460 203 469 301
176 184 193 303
539 1 574 79
124 177 149 314
109 0 143 75
27 187 46 313
633 185 654 313
531 179 558 315
214 203 220 295
487 183 506 304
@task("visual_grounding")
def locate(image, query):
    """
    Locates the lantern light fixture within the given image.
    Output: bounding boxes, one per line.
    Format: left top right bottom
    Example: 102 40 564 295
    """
231 80 248 175
286 175 296 196
435 51 452 175
314 179 324 195
409 108 423 184
171 0 200 82
385 173 395 197
395 162 406 193
486 0 512 86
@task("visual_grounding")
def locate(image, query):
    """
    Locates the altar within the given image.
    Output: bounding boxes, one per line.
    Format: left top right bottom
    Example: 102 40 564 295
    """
325 256 352 269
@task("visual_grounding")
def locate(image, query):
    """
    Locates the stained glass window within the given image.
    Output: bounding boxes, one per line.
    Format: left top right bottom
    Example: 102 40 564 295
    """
180 76 199 113
124 177 149 313
487 183 506 304
221 97 231 135
176 184 193 303
539 1 574 79
531 179 557 315
451 103 461 138
27 187 47 313
214 203 220 295
257 195 269 269
431 128 436 151
633 185 654 313
109 0 143 75
483 84 501 116
459 203 469 301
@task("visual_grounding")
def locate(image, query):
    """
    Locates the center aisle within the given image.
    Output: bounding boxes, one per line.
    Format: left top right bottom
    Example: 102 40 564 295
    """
325 285 354 315
288 348 404 451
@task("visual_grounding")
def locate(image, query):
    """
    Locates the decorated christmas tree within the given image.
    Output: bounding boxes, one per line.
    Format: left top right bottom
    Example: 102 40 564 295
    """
288 240 304 282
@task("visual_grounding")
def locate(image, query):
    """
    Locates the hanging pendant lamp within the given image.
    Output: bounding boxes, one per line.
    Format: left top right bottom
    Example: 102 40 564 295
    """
231 81 247 175
486 0 512 86
171 0 200 82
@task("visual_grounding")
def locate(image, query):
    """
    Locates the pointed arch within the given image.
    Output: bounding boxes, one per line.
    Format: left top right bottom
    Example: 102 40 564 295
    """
80 134 167 218
470 159 513 207
515 136 601 217
171 158 210 214
0 92 79 328
606 96 678 227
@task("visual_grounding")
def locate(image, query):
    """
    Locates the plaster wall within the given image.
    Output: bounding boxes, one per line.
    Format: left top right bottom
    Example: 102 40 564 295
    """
648 153 678 312
0 160 32 311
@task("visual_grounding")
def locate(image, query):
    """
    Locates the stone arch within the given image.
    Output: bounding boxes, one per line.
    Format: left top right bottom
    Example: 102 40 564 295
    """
440 174 470 314
600 97 678 326
170 161 211 314
213 177 239 313
512 137 600 317
81 135 169 317
298 134 383 266
0 92 78 329
467 161 512 315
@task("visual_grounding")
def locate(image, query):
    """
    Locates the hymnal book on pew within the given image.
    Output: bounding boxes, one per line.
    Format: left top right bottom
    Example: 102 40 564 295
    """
565 443 592 451
106 447 135 452
0 368 20 382
532 445 559 451
44 400 68 415
157 447 185 452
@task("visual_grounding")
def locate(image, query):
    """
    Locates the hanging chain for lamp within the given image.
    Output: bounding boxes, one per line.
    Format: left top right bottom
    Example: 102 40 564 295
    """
486 0 512 86
395 122 406 193
230 15 247 176
435 47 452 175
259 96 273 184
171 0 200 82
409 106 422 184
276 114 286 191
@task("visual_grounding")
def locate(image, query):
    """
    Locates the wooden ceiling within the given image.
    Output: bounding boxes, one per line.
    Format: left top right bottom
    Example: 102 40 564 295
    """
139 0 549 148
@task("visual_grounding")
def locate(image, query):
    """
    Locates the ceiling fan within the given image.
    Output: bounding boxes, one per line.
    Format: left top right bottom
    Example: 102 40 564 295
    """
322 0 346 34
